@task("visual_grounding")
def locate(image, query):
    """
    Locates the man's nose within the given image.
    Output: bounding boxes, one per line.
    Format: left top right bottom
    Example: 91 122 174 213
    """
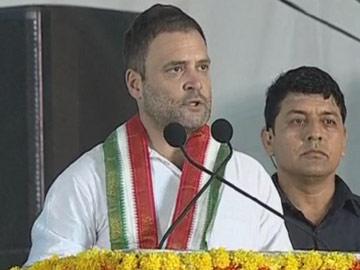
183 70 202 91
306 120 323 142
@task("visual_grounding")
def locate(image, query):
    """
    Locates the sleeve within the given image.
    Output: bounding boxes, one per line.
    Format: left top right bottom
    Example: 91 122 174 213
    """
24 157 100 266
256 164 293 251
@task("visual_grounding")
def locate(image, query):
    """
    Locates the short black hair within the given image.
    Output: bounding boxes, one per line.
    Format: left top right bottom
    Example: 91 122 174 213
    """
123 4 206 78
264 66 347 131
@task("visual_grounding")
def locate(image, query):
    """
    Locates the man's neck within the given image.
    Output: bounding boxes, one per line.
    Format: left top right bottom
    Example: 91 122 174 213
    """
277 171 336 226
140 114 185 169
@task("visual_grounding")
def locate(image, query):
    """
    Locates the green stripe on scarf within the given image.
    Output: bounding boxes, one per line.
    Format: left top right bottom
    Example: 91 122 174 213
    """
200 143 230 249
103 131 129 249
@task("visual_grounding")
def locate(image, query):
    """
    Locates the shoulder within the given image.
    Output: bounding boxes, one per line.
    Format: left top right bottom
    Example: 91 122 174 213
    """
352 193 360 201
73 144 104 172
46 144 106 201
229 150 269 177
233 150 264 164
336 176 360 203
224 149 273 192
222 149 284 216
335 176 360 217
349 191 360 209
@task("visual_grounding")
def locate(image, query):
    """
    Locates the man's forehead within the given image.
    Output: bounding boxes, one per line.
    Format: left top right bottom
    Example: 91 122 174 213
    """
145 31 209 64
278 93 342 116
153 29 206 41
149 30 206 47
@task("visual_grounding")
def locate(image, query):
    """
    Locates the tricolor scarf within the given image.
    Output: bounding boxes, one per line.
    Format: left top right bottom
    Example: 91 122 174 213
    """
103 115 230 250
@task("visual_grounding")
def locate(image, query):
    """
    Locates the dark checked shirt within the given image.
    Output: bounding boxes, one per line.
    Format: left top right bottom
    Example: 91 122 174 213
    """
272 174 360 252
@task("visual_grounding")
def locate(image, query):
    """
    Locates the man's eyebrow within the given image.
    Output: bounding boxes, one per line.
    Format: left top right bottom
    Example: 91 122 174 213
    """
286 109 341 118
163 60 186 68
321 110 341 116
197 58 211 64
163 58 211 69
286 109 306 116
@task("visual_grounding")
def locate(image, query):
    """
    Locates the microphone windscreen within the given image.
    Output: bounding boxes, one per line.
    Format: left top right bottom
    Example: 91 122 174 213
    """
211 118 233 143
163 122 187 148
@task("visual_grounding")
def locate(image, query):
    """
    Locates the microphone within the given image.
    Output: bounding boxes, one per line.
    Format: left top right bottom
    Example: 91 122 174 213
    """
163 122 187 148
163 118 233 147
158 119 233 249
162 121 330 250
211 118 233 143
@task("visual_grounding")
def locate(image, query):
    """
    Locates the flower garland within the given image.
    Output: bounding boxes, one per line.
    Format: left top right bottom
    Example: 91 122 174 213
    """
10 248 360 270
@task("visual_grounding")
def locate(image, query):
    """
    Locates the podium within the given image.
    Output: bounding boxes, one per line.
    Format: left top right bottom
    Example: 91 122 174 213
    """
0 5 137 268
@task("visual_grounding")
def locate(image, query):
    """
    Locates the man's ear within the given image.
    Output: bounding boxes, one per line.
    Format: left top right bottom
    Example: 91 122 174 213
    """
125 69 143 101
261 127 274 156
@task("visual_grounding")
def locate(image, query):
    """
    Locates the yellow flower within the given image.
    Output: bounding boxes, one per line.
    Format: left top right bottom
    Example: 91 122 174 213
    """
161 252 181 270
181 252 212 270
28 255 62 270
10 248 358 270
118 253 137 270
232 250 268 270
270 252 299 270
210 248 230 268
298 251 324 270
139 253 162 270
320 252 354 270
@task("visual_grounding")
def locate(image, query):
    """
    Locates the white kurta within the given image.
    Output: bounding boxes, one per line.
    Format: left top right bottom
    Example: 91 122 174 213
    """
25 144 292 266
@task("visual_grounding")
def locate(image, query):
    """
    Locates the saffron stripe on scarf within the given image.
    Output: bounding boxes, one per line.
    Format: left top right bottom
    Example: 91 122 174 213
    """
166 126 210 249
127 116 158 248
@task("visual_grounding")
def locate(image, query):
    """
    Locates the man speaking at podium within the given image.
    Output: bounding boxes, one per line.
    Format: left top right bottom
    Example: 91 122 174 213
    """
25 4 291 266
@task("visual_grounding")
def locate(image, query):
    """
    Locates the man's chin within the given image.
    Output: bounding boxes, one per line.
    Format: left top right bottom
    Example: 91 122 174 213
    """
182 111 209 126
297 168 335 179
182 120 208 133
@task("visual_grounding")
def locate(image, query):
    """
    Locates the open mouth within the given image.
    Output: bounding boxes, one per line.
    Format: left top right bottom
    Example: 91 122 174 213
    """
189 101 201 106
184 98 203 107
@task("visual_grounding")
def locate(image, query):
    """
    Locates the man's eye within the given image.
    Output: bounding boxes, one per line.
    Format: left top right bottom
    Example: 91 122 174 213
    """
168 66 183 73
323 118 337 126
290 119 305 126
199 64 209 71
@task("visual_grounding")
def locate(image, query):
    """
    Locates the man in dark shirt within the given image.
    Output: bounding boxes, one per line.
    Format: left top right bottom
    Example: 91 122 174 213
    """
260 66 360 251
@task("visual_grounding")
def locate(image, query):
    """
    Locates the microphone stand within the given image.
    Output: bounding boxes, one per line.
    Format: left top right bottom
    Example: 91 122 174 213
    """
178 143 330 251
157 143 233 249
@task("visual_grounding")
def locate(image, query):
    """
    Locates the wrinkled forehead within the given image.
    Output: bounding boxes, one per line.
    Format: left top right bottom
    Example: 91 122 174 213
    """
145 30 209 66
278 93 342 116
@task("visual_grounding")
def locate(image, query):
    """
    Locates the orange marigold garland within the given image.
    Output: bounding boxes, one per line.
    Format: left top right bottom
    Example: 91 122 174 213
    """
352 261 360 270
8 248 360 270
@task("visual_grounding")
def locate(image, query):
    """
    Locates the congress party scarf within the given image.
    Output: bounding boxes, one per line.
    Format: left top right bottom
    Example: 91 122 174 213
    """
103 115 229 250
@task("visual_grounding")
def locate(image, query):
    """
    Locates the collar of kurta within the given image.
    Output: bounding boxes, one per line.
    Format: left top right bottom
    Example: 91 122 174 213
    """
103 114 229 250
